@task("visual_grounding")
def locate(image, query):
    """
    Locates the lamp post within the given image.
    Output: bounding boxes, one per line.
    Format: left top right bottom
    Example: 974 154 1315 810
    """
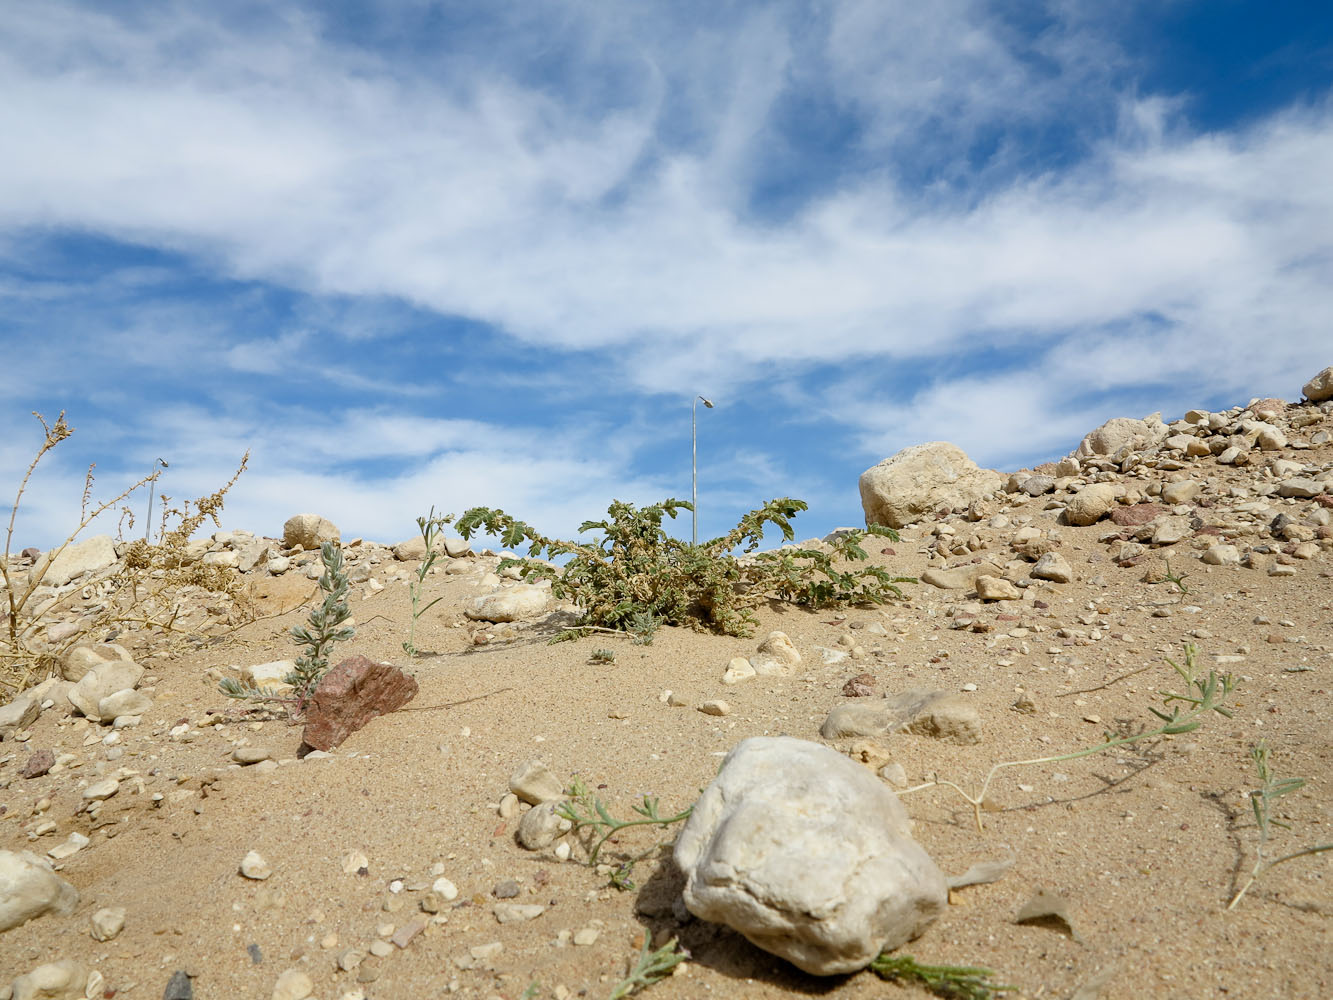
692 396 713 544
144 458 168 543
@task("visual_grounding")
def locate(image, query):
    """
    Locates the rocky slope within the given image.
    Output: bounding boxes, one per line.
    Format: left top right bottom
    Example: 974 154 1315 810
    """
1 370 1331 1000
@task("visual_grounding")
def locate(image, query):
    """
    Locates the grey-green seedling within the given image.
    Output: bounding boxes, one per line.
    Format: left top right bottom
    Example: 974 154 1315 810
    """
869 953 1014 1000
589 648 616 664
607 936 688 999
1227 740 1332 909
403 506 454 656
220 541 354 716
902 643 1236 830
558 777 694 890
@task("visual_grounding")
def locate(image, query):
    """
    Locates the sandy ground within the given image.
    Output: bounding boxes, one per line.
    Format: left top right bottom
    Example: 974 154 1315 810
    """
3 421 1332 1000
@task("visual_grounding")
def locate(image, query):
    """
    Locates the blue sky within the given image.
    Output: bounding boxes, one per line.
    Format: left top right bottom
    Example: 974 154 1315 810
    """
2 1 1330 551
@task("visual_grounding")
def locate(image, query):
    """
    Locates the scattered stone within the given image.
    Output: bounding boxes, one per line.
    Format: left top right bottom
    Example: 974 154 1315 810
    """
859 443 1003 529
233 746 273 765
1074 414 1167 458
0 695 40 739
920 562 1002 590
240 850 273 880
755 631 801 666
30 535 118 588
8 960 89 1000
47 833 90 860
516 801 571 850
97 689 152 720
1160 480 1201 505
163 969 194 1000
239 661 298 696
509 761 565 805
1303 365 1333 403
1063 484 1118 526
464 584 551 622
675 736 947 975
1202 544 1241 566
697 700 731 717
20 749 55 779
841 673 876 697
283 514 340 550
81 778 120 802
902 694 982 745
301 656 419 752
1278 477 1323 499
67 654 144 723
57 642 135 683
1015 888 1082 941
722 658 756 685
1031 552 1073 584
0 850 79 931
492 879 520 899
976 575 1021 601
271 969 314 1000
391 915 427 947
90 906 126 942
1110 504 1165 527
494 902 546 923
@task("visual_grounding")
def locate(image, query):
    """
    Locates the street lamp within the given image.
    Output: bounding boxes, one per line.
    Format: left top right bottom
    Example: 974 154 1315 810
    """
692 396 713 544
144 458 168 543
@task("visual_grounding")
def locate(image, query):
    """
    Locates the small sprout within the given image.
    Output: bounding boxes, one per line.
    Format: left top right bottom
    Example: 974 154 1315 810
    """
558 778 693 890
1227 741 1333 909
607 936 687 999
869 952 1013 1000
590 648 616 664
403 506 455 656
1163 558 1189 595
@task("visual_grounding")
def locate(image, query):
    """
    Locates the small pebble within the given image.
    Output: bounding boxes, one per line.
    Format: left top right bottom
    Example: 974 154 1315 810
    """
240 850 273 880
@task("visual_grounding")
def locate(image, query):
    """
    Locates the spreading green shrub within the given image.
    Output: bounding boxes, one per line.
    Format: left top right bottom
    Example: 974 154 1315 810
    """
455 497 912 639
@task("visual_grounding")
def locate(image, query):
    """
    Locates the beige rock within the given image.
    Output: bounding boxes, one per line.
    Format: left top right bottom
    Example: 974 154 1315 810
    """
0 850 79 932
1031 552 1073 583
465 584 551 622
1303 365 1333 403
756 631 801 666
58 643 135 683
1202 544 1241 566
271 969 314 1000
282 514 340 550
1074 414 1168 458
976 575 1021 601
67 656 144 722
9 960 88 1000
859 443 1002 529
920 561 1002 590
1160 480 1201 505
1063 484 1118 526
722 658 756 685
90 906 126 942
509 760 565 805
29 535 117 588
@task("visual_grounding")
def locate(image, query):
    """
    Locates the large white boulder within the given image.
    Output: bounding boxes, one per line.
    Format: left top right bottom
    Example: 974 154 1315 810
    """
29 535 118 588
859 443 1002 529
1063 483 1119 526
674 736 947 975
8 960 89 1000
0 850 80 932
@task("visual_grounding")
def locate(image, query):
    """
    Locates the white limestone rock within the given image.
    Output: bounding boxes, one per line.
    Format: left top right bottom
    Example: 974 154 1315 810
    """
28 535 118 588
1073 414 1168 459
465 584 551 623
0 850 80 932
282 514 340 550
8 960 89 1000
1302 366 1333 403
1062 483 1118 526
67 655 144 723
674 737 947 975
859 443 1002 529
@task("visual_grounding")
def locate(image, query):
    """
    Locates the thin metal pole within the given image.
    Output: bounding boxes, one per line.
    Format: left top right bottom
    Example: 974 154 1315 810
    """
692 396 712 544
145 458 168 542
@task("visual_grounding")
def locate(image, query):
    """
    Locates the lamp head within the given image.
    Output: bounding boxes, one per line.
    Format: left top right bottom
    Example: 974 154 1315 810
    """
701 397 713 408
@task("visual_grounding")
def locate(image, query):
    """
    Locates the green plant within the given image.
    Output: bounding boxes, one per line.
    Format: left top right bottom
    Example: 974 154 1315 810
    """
454 497 911 640
869 953 1013 1000
558 777 694 890
1163 558 1189 595
402 507 454 656
902 643 1236 830
1227 741 1332 910
219 541 354 715
589 648 616 664
2 411 248 696
607 936 687 999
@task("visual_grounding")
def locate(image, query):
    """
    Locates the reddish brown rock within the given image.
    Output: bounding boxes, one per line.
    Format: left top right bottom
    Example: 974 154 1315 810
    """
1110 503 1167 527
841 673 876 697
21 748 55 779
301 656 418 752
